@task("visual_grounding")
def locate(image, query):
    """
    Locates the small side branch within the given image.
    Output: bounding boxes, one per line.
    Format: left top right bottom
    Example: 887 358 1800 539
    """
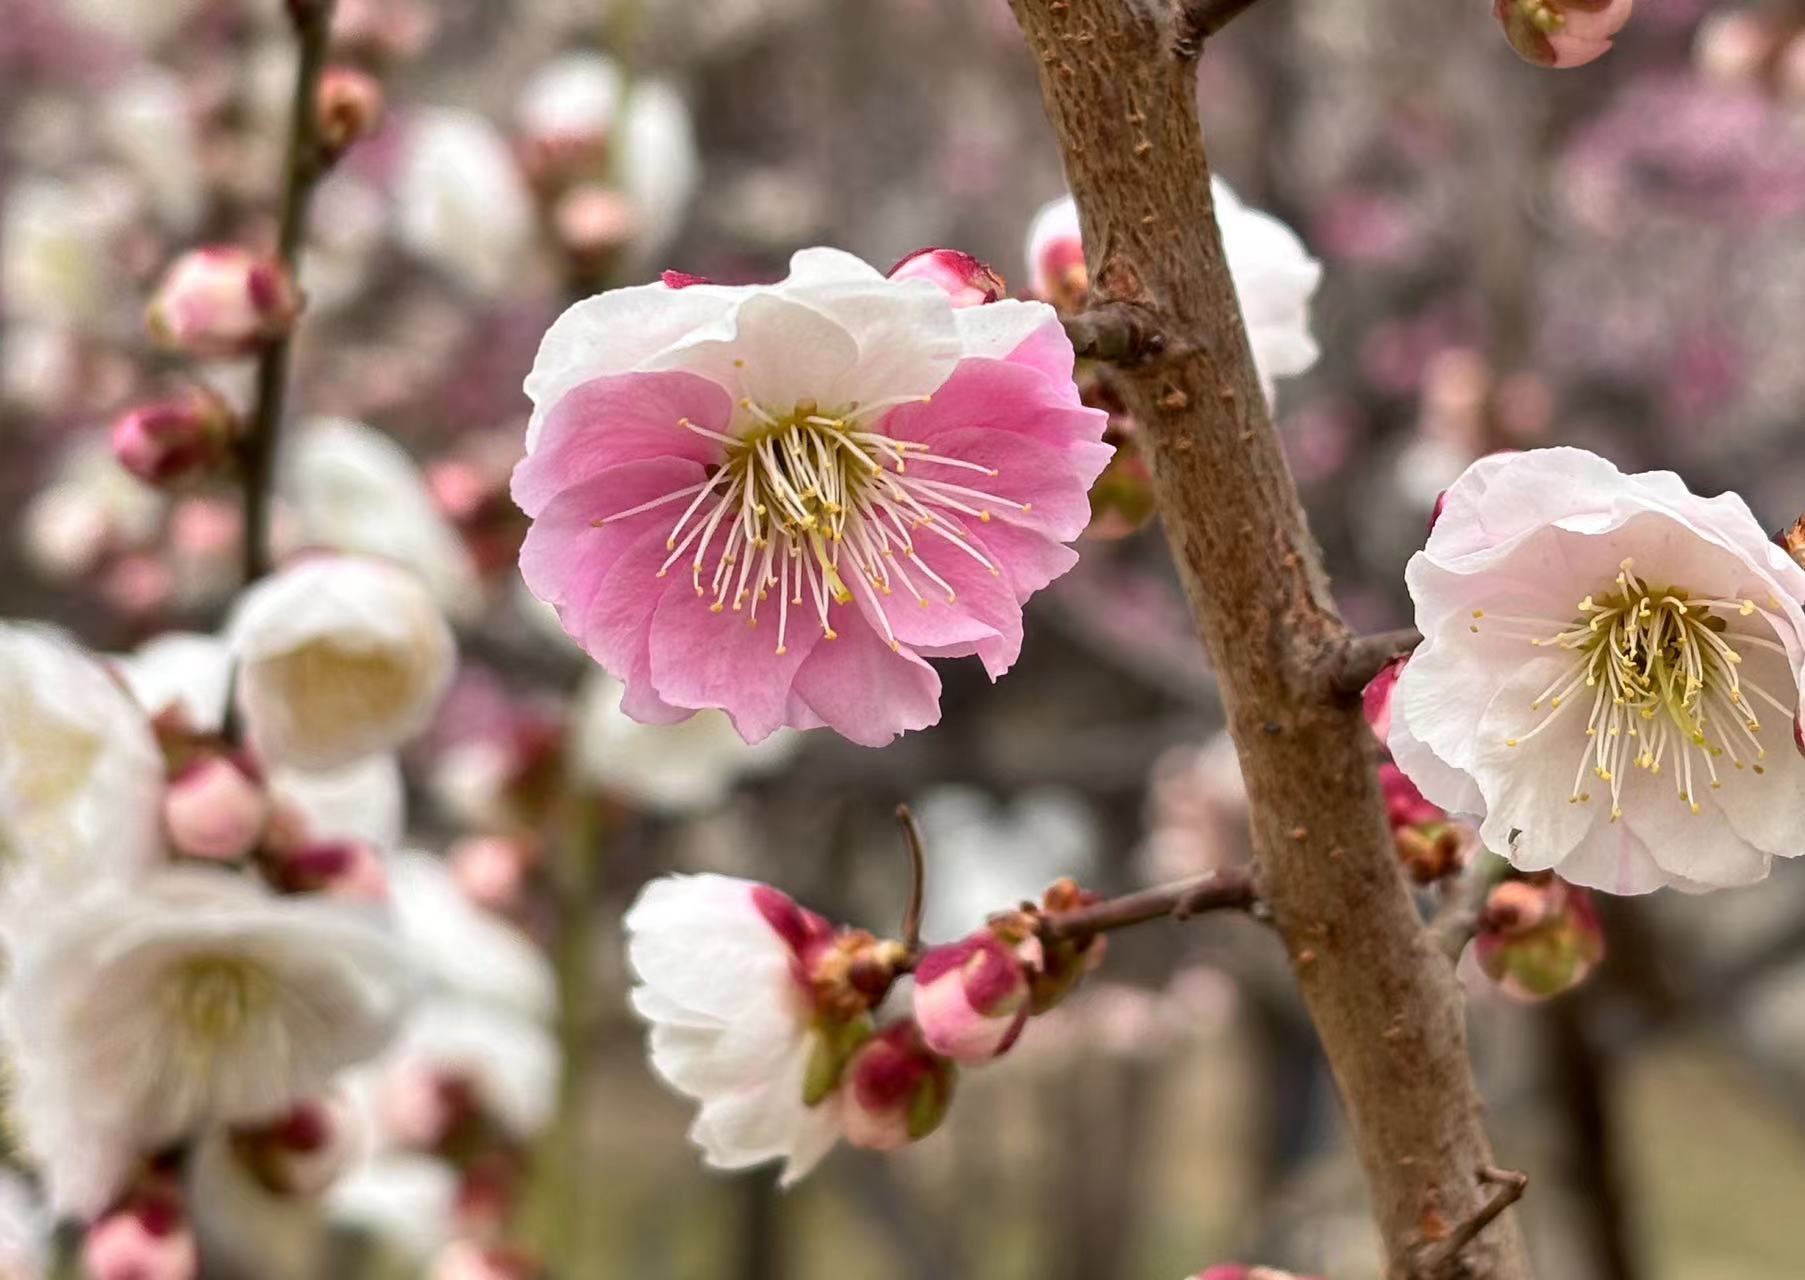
1172 0 1266 57
1325 626 1422 699
1040 868 1258 942
1061 302 1165 364
1430 856 1498 962
1413 1167 1530 1279
894 805 927 954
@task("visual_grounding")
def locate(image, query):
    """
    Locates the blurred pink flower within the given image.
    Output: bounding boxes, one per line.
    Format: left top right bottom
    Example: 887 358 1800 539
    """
514 248 1109 745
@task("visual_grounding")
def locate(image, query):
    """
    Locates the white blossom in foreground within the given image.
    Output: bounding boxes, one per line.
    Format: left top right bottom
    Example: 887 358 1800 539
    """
0 869 411 1216
0 625 164 884
624 874 849 1185
396 109 534 296
571 672 797 812
228 555 457 772
285 418 480 622
1391 447 1805 893
1024 180 1320 399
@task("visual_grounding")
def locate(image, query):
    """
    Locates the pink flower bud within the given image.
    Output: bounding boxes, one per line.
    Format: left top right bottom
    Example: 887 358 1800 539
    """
887 248 1007 308
553 185 640 266
840 1021 955 1151
1362 654 1406 744
1025 878 1108 1012
911 931 1030 1063
111 385 239 488
147 247 302 358
1474 877 1604 1001
430 1241 541 1280
265 838 390 901
317 66 385 161
449 835 536 912
231 1097 358 1196
164 753 270 862
83 1188 197 1280
1493 0 1633 68
381 1064 478 1151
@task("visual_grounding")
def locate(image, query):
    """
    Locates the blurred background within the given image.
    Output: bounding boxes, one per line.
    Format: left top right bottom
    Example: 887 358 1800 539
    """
8 0 1805 1276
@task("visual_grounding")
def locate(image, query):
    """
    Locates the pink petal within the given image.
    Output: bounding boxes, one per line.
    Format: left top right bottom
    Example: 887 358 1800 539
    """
965 520 1080 604
511 371 732 518
904 425 1103 543
571 523 685 718
646 585 823 743
882 357 1112 485
791 617 943 746
862 519 1023 678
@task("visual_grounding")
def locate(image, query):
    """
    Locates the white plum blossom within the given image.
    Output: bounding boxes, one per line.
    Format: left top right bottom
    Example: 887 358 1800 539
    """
0 624 165 885
327 1154 459 1259
228 555 457 772
571 672 798 812
285 418 481 621
1024 179 1320 400
0 1171 49 1280
616 79 700 267
514 51 625 142
1 174 131 331
0 869 412 1216
625 874 845 1185
117 631 234 729
1391 447 1805 894
356 997 559 1143
386 851 555 1021
100 70 205 233
270 755 407 852
396 109 535 296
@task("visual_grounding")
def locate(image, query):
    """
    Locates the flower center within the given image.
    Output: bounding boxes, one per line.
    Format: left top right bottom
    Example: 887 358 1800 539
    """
598 386 1030 657
1480 559 1789 821
167 955 275 1050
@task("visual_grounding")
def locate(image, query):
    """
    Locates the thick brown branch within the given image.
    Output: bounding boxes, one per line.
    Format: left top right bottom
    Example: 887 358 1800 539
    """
1061 301 1165 363
1326 626 1423 698
1004 1 1531 1275
1413 1167 1530 1279
239 0 336 583
1041 868 1258 942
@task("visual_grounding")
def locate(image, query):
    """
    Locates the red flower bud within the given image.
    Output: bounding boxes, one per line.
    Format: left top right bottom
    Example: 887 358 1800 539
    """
111 385 239 488
164 752 270 862
317 66 385 161
911 930 1031 1064
841 1020 956 1151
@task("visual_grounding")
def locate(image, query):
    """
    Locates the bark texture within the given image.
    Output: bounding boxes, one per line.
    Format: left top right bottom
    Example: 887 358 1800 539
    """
1002 2 1533 1275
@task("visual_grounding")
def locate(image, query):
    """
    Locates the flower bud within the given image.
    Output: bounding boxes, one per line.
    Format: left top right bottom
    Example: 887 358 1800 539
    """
230 1097 358 1196
911 930 1031 1063
840 1021 955 1151
1025 197 1088 309
887 248 1007 309
317 67 385 161
147 247 302 357
83 1186 197 1280
430 1241 541 1280
111 385 239 488
264 838 390 901
164 753 270 862
1493 0 1633 68
1474 876 1604 1001
1694 10 1779 85
1363 654 1406 744
1025 878 1107 1012
449 834 536 912
553 184 639 270
1380 763 1467 884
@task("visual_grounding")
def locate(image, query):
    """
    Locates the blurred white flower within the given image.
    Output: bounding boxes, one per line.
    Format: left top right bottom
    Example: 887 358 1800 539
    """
617 79 699 267
228 555 457 772
21 438 168 581
285 418 480 621
912 786 1098 937
0 1170 49 1280
1 174 131 331
100 70 204 233
57 0 208 46
327 1154 458 1258
1 324 80 414
117 631 233 729
188 1131 331 1280
298 177 388 315
571 672 797 812
0 869 411 1216
625 873 845 1185
387 851 555 1020
0 624 164 885
270 755 407 852
515 51 624 143
396 109 534 296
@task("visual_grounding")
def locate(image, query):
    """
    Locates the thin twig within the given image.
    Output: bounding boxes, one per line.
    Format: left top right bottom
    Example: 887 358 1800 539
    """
1061 302 1165 363
1039 868 1258 942
1324 626 1423 699
239 0 337 583
894 804 927 954
1172 0 1267 57
1412 1166 1530 1278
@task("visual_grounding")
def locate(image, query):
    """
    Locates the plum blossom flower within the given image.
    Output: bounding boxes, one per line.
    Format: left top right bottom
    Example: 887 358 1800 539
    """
21 438 167 583
397 109 534 296
1390 448 1805 894
0 625 165 884
327 1154 458 1258
625 873 871 1184
228 555 457 772
1023 182 1320 401
386 852 554 1022
0 869 411 1216
516 248 1110 745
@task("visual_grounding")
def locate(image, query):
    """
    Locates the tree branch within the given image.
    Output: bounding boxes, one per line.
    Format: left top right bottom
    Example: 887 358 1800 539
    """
239 0 336 583
1172 0 1267 58
1061 301 1165 363
1040 868 1258 942
1003 1 1531 1275
1412 1167 1530 1279
1325 626 1423 698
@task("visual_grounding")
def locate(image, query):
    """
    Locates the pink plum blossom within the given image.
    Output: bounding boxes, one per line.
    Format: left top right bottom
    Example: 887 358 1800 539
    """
514 248 1111 746
1390 448 1805 893
82 1183 197 1280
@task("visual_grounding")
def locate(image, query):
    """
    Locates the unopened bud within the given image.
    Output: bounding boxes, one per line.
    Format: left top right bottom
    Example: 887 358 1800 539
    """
912 930 1031 1063
429 1241 541 1280
1773 514 1805 573
83 1185 197 1280
449 834 536 912
111 385 239 488
231 1097 358 1196
1694 10 1779 85
264 838 390 901
841 1020 955 1151
147 247 301 358
888 248 1007 309
317 67 385 161
1024 878 1108 1012
165 753 270 862
1475 877 1603 1001
1025 197 1088 309
1379 763 1467 884
553 184 639 268
1493 0 1633 68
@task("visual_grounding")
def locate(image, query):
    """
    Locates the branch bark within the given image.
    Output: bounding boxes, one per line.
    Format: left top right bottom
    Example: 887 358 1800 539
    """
1002 2 1531 1275
1061 301 1165 362
1327 626 1423 699
1040 868 1257 941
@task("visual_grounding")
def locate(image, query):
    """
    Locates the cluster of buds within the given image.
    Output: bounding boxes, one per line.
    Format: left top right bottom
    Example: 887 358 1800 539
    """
229 1097 358 1197
1492 0 1634 68
81 1164 198 1280
1380 764 1469 884
1473 873 1605 1001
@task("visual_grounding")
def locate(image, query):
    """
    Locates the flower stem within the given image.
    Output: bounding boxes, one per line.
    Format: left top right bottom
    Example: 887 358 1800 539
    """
1038 868 1259 942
